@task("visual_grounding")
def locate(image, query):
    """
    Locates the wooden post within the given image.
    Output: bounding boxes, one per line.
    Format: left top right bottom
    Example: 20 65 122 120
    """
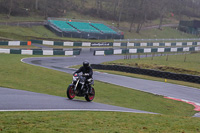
166 54 168 61
138 53 140 59
151 53 154 60
184 53 186 62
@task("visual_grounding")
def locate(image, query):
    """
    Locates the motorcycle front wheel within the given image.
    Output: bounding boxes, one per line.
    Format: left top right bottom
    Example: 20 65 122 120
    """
67 85 76 100
85 87 95 102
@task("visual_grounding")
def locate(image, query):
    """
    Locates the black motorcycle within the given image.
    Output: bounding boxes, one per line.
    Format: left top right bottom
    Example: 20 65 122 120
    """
67 73 95 102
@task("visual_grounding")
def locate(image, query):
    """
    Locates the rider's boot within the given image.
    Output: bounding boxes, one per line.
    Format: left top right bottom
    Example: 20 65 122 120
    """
86 85 92 94
88 85 92 94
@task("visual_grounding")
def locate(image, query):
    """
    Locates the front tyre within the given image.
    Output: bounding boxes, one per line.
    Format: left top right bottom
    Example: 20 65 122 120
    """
67 85 75 100
85 87 95 102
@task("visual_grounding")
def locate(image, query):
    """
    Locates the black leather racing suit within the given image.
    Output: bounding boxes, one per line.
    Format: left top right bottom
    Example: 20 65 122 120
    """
74 66 93 92
74 66 93 78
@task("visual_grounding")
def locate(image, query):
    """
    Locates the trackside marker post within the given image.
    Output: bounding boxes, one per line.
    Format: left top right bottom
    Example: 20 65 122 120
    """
27 41 31 46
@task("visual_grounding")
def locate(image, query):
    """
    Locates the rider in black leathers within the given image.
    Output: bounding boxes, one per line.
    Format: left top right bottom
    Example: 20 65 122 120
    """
74 61 93 93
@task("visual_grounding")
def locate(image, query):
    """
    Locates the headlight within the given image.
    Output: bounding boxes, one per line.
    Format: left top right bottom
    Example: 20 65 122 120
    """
73 77 77 81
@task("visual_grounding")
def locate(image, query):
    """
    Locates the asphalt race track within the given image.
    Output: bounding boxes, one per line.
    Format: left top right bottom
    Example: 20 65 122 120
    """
0 87 155 114
1 48 200 116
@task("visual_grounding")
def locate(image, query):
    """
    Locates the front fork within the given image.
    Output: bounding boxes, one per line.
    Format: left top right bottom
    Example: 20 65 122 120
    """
74 79 79 91
86 84 92 93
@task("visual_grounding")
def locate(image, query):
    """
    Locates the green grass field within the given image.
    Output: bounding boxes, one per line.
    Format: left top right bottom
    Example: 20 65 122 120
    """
0 14 44 22
125 27 197 39
0 53 199 132
0 111 200 133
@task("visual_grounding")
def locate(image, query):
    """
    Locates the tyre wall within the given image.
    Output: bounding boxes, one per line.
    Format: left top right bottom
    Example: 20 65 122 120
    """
91 64 200 84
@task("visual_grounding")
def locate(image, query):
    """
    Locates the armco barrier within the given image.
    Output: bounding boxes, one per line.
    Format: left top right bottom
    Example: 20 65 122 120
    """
31 40 114 47
94 46 200 55
2 40 200 47
91 64 200 84
31 40 200 47
113 42 200 47
0 41 28 46
0 48 80 56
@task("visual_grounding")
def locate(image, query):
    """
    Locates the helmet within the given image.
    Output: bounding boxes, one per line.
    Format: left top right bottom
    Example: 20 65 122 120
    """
83 60 89 68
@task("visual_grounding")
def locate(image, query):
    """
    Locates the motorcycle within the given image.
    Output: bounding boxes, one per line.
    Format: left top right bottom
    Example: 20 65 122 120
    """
67 73 95 102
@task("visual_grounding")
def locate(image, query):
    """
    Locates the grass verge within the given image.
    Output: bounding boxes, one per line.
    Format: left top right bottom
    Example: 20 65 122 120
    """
124 27 197 39
0 111 200 133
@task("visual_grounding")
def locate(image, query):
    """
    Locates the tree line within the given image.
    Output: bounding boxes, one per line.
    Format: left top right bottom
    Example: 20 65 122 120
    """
0 0 200 33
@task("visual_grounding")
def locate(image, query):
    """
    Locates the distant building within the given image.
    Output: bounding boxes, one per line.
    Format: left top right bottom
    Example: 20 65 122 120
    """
178 20 200 35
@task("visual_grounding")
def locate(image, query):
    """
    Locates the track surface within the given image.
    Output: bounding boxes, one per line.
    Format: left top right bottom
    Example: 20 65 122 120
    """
1 48 200 116
22 48 200 104
0 87 154 113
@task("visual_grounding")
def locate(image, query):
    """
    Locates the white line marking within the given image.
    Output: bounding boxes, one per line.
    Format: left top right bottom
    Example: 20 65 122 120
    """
0 109 156 114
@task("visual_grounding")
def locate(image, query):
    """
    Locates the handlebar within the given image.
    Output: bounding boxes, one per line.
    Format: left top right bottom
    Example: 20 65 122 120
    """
82 73 89 77
73 73 89 77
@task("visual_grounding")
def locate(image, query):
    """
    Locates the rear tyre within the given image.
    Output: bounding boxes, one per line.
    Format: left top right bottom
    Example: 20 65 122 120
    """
85 87 95 102
67 85 75 100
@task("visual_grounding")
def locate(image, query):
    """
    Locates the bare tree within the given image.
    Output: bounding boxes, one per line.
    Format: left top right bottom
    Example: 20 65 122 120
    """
117 0 126 28
113 0 119 19
136 0 147 33
96 0 103 16
155 0 171 30
127 0 140 32
35 0 39 10
7 0 13 18
81 0 86 8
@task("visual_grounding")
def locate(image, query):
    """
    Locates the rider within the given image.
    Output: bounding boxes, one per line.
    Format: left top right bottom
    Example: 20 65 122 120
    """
74 60 93 93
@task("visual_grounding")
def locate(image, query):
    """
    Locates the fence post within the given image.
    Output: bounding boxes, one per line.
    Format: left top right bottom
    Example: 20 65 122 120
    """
184 53 187 62
151 53 154 60
129 54 131 59
138 53 140 59
166 54 169 61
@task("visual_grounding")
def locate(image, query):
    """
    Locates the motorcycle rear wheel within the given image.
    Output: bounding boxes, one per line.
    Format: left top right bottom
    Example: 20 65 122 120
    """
85 87 95 102
67 85 75 100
